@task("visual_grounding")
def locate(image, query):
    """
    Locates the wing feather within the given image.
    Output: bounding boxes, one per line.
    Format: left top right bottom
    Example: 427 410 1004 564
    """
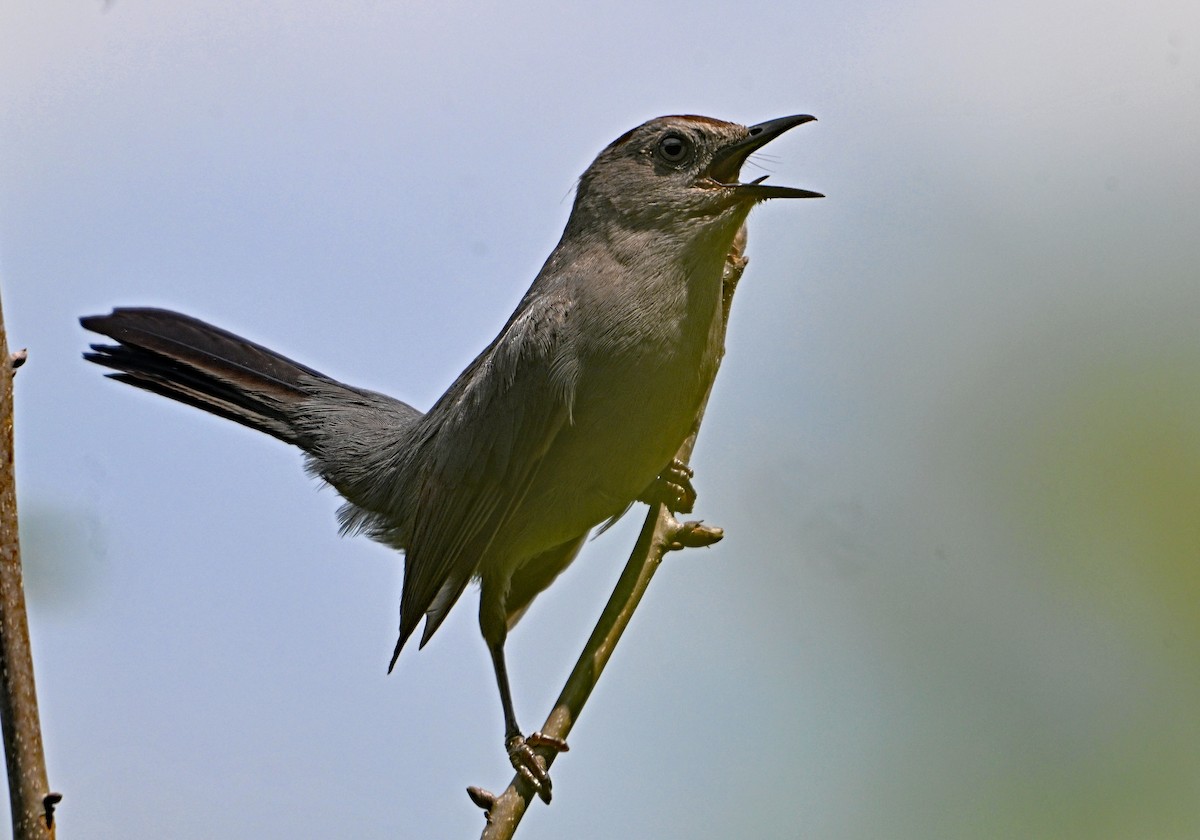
388 295 577 666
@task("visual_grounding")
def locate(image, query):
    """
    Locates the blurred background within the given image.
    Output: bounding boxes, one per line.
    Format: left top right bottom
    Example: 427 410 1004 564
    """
2 2 1198 837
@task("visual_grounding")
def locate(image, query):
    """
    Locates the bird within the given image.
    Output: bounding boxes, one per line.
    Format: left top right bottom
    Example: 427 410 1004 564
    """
81 113 821 801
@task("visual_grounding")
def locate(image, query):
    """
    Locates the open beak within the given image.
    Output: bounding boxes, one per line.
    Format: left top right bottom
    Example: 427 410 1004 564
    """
708 114 823 200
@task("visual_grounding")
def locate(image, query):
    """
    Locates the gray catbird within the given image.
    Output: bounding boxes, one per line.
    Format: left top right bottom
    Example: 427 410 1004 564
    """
81 113 820 800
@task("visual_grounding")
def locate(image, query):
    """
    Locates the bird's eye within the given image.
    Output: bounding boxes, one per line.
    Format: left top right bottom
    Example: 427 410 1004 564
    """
656 133 692 165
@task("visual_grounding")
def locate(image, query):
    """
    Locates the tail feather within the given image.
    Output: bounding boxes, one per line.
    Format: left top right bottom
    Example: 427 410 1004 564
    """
82 308 327 446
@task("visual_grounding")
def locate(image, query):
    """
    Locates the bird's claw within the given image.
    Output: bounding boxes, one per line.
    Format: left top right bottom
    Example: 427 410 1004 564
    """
641 458 697 514
506 731 569 804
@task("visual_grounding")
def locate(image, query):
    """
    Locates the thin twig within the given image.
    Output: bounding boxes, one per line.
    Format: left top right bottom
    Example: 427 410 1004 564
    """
475 228 751 839
0 295 58 839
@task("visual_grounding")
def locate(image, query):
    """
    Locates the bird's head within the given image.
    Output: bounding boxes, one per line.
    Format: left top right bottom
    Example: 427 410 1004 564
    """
573 114 822 234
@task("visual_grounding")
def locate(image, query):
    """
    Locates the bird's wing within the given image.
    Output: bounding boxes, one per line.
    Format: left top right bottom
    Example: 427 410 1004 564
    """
389 294 579 666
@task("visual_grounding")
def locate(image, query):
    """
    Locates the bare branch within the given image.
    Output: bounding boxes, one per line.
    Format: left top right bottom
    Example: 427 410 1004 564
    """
0 295 58 839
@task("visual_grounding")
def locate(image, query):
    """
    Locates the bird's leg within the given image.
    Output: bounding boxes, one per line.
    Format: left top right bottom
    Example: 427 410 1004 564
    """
481 587 568 804
487 640 568 803
637 457 697 514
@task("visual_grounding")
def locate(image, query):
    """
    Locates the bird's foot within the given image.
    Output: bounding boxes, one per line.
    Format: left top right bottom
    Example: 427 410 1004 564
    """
507 731 569 804
639 458 697 514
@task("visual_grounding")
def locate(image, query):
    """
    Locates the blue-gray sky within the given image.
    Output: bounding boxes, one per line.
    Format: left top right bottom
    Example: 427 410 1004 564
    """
2 2 1199 837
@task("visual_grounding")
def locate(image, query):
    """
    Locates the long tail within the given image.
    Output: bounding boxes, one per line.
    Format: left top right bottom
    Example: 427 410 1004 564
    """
82 307 328 447
84 307 437 672
83 306 424 522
